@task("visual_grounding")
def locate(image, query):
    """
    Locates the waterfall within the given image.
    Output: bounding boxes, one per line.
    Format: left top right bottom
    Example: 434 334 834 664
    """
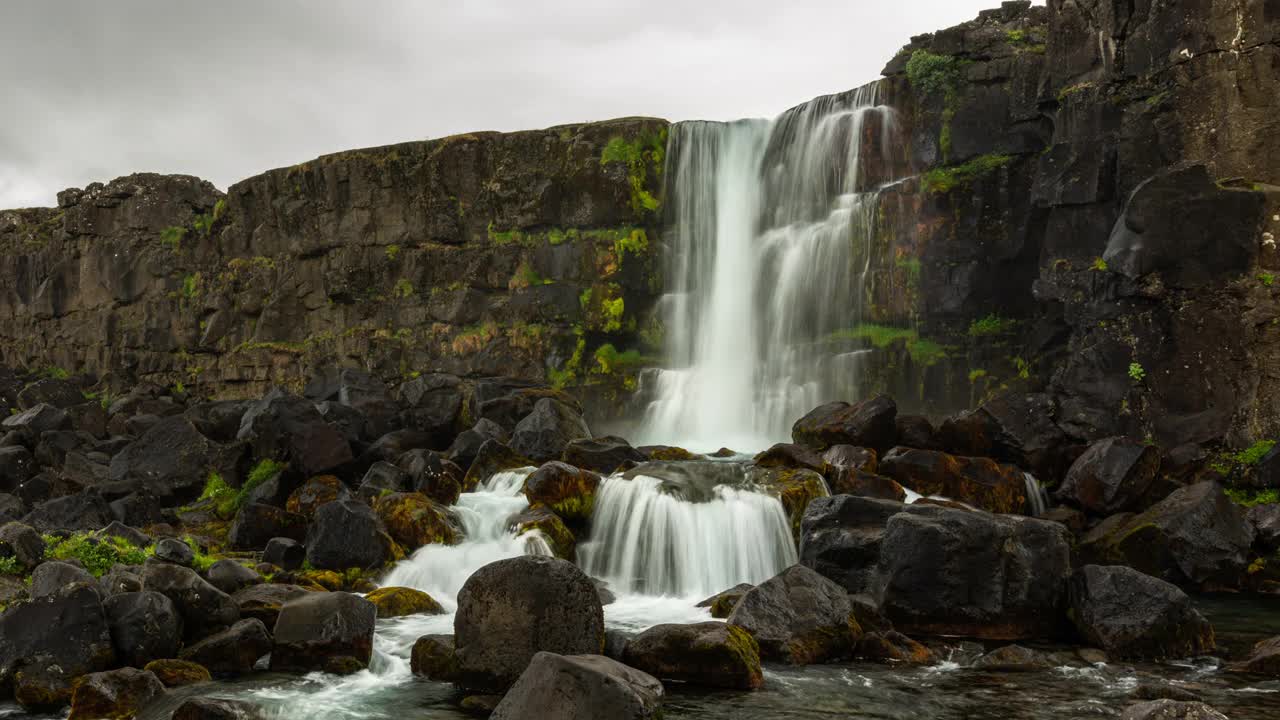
638 84 901 451
380 469 550 608
1023 473 1050 517
579 471 798 599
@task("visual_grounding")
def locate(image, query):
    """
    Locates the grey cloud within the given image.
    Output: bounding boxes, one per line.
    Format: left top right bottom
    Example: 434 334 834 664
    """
0 0 1038 208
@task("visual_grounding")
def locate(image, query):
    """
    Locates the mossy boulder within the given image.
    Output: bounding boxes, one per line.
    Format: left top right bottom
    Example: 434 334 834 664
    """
523 462 601 522
462 440 533 492
365 586 444 618
297 569 344 591
373 492 459 550
748 467 830 539
143 659 212 687
792 396 898 453
640 445 696 462
727 565 862 665
411 634 459 682
67 668 165 720
507 505 576 560
622 621 763 689
695 583 754 620
285 475 349 519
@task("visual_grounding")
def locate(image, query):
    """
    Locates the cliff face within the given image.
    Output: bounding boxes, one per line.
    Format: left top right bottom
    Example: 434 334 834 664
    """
3 0 1278 449
0 119 668 418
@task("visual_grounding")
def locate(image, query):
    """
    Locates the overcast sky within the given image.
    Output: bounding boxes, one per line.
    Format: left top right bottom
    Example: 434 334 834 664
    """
0 1 1035 208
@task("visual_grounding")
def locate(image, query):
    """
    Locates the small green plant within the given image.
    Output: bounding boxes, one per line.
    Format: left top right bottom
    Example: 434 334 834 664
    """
1128 362 1146 383
199 472 238 518
385 244 401 261
173 381 186 395
393 279 415 299
1225 488 1280 507
1259 273 1275 287
1091 257 1109 272
0 556 21 577
922 154 1013 194
905 50 966 97
44 534 153 576
181 273 200 300
968 313 1017 337
1012 356 1032 380
968 369 988 383
183 536 217 572
160 226 187 250
40 366 70 380
599 129 667 216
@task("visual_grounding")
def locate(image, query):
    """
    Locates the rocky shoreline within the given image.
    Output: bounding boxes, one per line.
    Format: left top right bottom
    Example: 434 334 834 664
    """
0 365 1278 719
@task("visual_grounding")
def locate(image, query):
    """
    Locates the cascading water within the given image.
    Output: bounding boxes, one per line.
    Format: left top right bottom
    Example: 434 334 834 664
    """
639 84 901 451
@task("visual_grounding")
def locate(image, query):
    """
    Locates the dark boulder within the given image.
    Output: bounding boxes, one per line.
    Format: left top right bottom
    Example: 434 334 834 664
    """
0 446 36 492
395 373 465 445
1239 636 1280 675
184 400 253 444
396 450 463 506
1 404 71 437
1055 437 1160 515
355 461 411 502
206 560 261 595
270 592 376 674
523 461 601 521
973 644 1053 672
140 563 239 641
107 416 229 504
228 502 307 550
373 492 458 550
66 667 165 720
454 555 605 692
510 398 591 464
143 658 210 687
1249 504 1280 552
305 500 393 570
180 618 273 676
446 418 508 471
172 697 265 720
490 652 663 720
622 622 763 689
829 469 907 501
305 367 399 441
153 538 195 567
355 429 433 472
878 447 1028 514
798 495 902 595
462 440 533 491
104 591 183 667
0 585 116 708
822 445 878 473
237 388 353 477
22 490 114 533
894 415 936 450
1067 565 1215 659
17 378 84 411
792 396 897 453
561 436 645 475
854 631 934 665
98 567 143 598
727 565 860 665
754 443 829 473
364 586 444 618
95 521 151 549
285 475 350 519
262 538 305 571
411 634 459 681
0 494 26 524
30 561 95 599
231 583 310 627
695 583 754 619
0 522 46 570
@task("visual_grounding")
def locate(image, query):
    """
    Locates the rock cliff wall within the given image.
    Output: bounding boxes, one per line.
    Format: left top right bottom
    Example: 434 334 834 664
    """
3 0 1279 449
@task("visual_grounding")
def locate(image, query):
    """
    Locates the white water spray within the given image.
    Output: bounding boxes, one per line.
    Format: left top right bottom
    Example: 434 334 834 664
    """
638 85 901 451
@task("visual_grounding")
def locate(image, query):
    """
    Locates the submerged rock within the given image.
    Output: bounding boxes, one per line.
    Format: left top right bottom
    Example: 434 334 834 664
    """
506 504 576 560
454 555 605 692
491 652 663 720
622 622 764 689
1118 699 1228 720
373 492 458 550
1067 565 1214 659
1239 636 1280 675
171 697 265 720
143 658 211 687
727 565 860 665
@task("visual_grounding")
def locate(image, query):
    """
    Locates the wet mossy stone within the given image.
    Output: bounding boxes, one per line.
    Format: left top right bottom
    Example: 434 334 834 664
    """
365 586 444 618
623 621 764 689
561 436 646 475
878 447 1029 514
748 466 830 540
180 618 273 676
523 462 601 522
1067 565 1215 660
490 652 664 720
506 504 576 560
285 475 349 519
270 591 376 675
373 492 459 550
411 634 459 682
727 565 861 665
854 631 934 665
696 583 754 619
172 697 265 720
792 395 898 453
66 667 165 720
462 440 533 492
143 658 211 687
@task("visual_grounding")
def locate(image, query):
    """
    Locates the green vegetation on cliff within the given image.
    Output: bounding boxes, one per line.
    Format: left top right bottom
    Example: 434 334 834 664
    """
922 154 1013 194
829 324 947 366
600 129 667 216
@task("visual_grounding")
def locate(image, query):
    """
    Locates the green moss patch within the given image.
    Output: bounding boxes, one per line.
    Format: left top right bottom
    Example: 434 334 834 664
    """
922 154 1013 194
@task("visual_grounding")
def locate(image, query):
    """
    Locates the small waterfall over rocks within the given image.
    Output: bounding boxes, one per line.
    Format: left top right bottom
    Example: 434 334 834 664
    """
638 84 902 451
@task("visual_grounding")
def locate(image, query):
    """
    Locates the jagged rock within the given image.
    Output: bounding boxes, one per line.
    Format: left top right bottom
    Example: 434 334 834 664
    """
270 592 376 674
411 634 459 681
2 404 72 436
17 378 84 411
228 502 307 550
895 415 937 451
106 416 229 504
696 583 754 619
98 567 143 598
491 652 663 720
1080 482 1253 587
447 418 508 471
454 556 605 692
305 367 399 441
66 667 165 720
823 445 878 473
878 447 1028 514
172 697 265 720
463 440 533 491
305 499 393 570
395 373 464 445
1068 565 1215 659
95 521 151 549
237 388 353 477
0 494 26 524
154 538 195 567
355 461 411 501
396 450 462 506
22 490 114 533
509 399 591 463
1055 437 1161 515
623 622 763 689
854 631 934 664
180 618 273 675
561 436 645 474
1248 503 1280 552
0 584 116 708
727 565 860 664
523 461 600 521
206 559 261 594
143 658 211 687
231 583 310 627
285 474 349 518
184 400 253 443
829 469 907 501
140 563 239 641
0 446 36 492
1118 700 1228 720
792 396 897 453
0 522 45 570
104 591 182 667
365 586 444 618
262 537 305 571
373 492 457 550
754 443 829 473
30 561 95 599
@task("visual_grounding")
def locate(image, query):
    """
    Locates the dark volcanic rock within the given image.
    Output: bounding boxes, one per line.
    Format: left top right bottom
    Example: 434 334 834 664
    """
373 492 458 550
285 474 350 519
395 373 465 445
0 585 116 708
0 446 36 492
1118 700 1228 720
411 634 459 681
30 561 94 599
262 537 306 571
561 436 645 474
66 667 165 720
396 450 463 506
463 439 533 491
490 652 663 720
878 447 1028 514
180 618 273 676
104 591 183 667
1055 437 1160 515
107 416 229 504
206 559 262 595
727 565 860 665
454 555 605 692
696 583 754 619
509 398 592 464
231 583 311 627
1067 565 1215 659
172 697 265 720
237 388 353 477
623 622 763 689
22 490 114 533
305 499 393 570
271 592 376 674
0 522 46 570
229 502 307 550
140 563 239 641
355 461 411 501
792 396 898 453
523 461 601 521
153 537 195 567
